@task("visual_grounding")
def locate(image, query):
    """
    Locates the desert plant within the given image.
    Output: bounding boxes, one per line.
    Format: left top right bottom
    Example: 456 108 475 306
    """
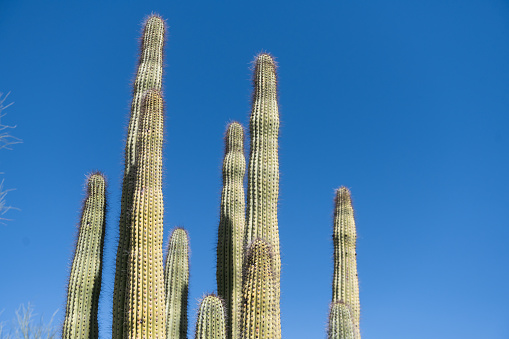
327 301 356 339
0 304 57 339
194 295 226 339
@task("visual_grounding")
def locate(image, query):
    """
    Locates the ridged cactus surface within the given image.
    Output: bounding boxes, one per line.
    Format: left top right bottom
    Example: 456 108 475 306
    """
165 228 189 339
332 187 360 337
240 239 277 339
62 173 107 339
194 295 227 339
124 90 166 338
112 14 165 339
327 301 356 339
245 53 281 338
216 122 245 339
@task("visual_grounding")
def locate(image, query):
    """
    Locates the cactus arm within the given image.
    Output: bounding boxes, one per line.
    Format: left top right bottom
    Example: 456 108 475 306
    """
240 239 277 339
165 228 190 339
194 295 227 339
216 122 245 339
62 173 107 339
124 90 166 338
332 187 361 337
245 53 282 338
327 301 356 339
112 15 165 339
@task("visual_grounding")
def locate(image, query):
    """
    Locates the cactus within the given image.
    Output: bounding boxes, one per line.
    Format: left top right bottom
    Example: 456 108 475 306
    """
327 301 356 339
123 89 166 338
62 173 107 339
165 228 189 339
239 239 277 339
194 295 227 339
216 122 245 339
245 53 281 338
332 187 360 337
112 14 165 339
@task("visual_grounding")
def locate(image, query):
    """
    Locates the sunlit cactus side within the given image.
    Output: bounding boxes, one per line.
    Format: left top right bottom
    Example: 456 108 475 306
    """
327 301 356 339
124 90 166 338
216 122 245 339
332 187 360 337
240 239 277 339
112 14 165 339
165 227 189 339
245 53 281 338
194 295 227 339
62 173 107 339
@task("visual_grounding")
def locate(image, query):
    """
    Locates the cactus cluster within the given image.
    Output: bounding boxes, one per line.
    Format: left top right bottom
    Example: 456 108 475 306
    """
63 13 361 339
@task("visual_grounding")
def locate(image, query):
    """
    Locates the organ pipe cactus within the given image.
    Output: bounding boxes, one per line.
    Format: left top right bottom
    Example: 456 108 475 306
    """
245 53 281 338
124 90 166 338
194 295 227 339
216 122 245 339
112 14 166 339
62 173 107 339
332 187 360 337
327 301 356 339
240 239 277 339
165 228 190 339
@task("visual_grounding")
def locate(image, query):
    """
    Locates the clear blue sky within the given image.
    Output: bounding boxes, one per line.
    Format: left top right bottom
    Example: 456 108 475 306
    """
1 0 508 338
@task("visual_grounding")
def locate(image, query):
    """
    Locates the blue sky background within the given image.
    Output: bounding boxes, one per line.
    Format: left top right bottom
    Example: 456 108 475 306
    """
1 0 509 338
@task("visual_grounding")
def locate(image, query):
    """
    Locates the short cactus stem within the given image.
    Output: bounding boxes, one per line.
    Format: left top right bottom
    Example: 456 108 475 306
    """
165 227 189 339
62 173 107 339
124 90 166 338
245 53 281 338
240 239 277 339
332 187 360 337
194 294 227 339
112 14 166 339
216 122 245 339
327 301 356 339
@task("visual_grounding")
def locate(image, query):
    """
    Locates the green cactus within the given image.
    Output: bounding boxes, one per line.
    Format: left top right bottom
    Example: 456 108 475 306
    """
165 227 189 339
245 53 281 338
194 295 227 339
216 122 245 339
112 14 165 339
123 89 166 338
332 187 360 337
327 301 356 339
62 173 107 339
239 239 277 339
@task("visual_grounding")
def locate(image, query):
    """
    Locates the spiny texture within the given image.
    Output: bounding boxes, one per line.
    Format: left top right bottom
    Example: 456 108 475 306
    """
62 173 107 339
112 15 165 339
165 228 189 339
216 122 245 339
245 53 281 338
332 187 360 337
240 239 277 339
124 90 166 339
327 302 356 339
194 295 227 339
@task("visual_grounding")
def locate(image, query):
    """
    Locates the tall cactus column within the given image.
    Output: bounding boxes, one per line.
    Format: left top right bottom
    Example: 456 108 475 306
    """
327 301 356 339
332 187 360 337
165 228 190 339
195 295 227 339
124 90 166 338
216 122 245 339
112 15 165 339
63 173 107 339
245 53 281 338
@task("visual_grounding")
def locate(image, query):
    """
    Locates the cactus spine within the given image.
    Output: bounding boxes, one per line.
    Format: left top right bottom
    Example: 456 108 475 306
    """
112 15 165 339
124 90 166 338
216 122 245 339
63 173 107 339
240 239 277 339
245 53 281 338
332 187 360 337
327 301 356 339
165 228 189 339
194 295 227 339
